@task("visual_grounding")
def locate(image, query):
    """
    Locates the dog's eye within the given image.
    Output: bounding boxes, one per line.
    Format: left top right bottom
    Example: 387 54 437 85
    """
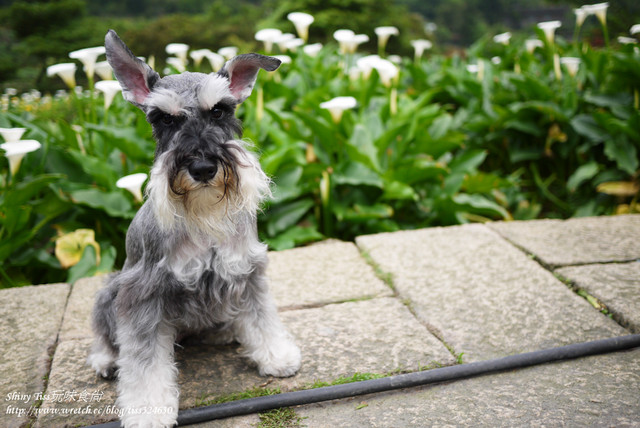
161 114 175 126
210 107 224 120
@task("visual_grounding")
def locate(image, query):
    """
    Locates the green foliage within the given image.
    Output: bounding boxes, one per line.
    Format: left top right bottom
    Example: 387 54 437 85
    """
1 22 639 287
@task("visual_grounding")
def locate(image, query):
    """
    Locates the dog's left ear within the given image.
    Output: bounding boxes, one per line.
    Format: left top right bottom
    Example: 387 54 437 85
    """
218 54 281 103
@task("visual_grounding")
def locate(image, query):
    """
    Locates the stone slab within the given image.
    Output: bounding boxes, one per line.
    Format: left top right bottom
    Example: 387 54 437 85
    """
36 298 452 427
488 214 640 267
295 348 640 427
0 283 70 428
356 224 627 362
58 275 106 341
267 241 392 310
556 262 640 334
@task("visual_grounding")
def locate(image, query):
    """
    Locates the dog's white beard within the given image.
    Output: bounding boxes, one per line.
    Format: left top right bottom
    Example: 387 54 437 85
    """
146 143 271 241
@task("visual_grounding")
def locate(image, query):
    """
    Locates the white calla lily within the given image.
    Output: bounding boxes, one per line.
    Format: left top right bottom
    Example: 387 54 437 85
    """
537 20 562 44
206 52 225 72
374 26 399 54
618 36 637 45
287 12 314 42
166 57 186 73
560 57 581 77
69 46 106 80
47 63 77 89
410 39 432 61
190 49 213 67
94 61 113 80
320 96 357 123
1 140 41 176
0 128 26 143
218 46 238 60
275 33 295 51
525 38 544 53
255 29 283 53
493 32 511 45
116 173 148 203
166 43 189 65
303 43 323 57
95 80 122 110
582 2 609 25
333 29 368 54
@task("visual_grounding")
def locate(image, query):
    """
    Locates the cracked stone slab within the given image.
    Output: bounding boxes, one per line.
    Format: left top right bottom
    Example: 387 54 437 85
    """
267 241 392 309
295 348 640 427
556 262 640 333
0 283 70 428
36 298 452 427
488 214 640 267
356 224 626 362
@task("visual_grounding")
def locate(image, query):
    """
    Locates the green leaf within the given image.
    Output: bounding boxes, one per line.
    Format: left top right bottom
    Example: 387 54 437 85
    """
67 150 120 189
428 113 453 141
271 167 304 203
583 92 630 110
265 226 324 250
570 114 609 142
346 124 380 173
449 149 487 174
70 188 134 218
85 123 155 161
1 174 62 207
96 245 117 274
333 161 383 188
452 193 510 220
567 162 600 192
503 119 544 137
382 181 418 201
338 203 394 221
266 199 314 236
67 245 98 285
604 137 639 175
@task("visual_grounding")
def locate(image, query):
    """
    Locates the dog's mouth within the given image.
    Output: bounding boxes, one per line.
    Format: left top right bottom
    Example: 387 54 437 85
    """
168 159 237 202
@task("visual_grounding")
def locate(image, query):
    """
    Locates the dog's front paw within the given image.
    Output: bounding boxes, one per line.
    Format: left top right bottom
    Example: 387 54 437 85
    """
120 406 178 428
255 338 301 378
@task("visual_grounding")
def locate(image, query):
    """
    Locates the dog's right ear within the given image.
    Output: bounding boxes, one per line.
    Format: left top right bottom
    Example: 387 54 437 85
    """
105 30 159 108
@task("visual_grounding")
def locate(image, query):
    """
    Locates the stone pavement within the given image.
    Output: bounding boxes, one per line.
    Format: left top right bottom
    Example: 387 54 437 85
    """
0 214 639 428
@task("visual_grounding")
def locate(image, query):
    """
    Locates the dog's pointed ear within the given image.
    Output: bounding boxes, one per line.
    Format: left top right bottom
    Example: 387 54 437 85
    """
218 54 281 103
105 29 160 108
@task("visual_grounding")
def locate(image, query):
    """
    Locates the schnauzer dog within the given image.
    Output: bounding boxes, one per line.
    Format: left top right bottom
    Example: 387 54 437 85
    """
87 30 301 427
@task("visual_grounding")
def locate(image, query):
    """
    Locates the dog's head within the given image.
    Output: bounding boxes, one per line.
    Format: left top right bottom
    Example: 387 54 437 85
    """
105 30 277 236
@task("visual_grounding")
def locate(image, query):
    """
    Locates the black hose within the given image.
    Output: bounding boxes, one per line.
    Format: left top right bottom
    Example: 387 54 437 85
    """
87 334 640 427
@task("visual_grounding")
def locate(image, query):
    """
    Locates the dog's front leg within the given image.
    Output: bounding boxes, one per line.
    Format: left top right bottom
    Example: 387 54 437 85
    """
232 274 301 378
116 317 179 428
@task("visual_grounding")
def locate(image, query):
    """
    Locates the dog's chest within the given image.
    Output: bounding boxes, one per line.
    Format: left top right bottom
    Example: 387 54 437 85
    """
164 234 257 287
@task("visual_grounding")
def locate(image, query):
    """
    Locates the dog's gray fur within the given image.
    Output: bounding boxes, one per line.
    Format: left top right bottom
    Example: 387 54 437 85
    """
87 30 300 428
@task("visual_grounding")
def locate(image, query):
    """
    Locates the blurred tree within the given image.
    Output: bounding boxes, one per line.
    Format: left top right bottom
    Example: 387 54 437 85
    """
4 0 96 87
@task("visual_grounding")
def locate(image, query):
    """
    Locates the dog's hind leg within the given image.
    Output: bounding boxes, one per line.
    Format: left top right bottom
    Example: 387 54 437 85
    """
87 282 119 379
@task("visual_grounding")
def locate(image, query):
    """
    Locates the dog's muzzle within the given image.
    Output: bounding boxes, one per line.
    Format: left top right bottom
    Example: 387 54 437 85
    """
188 159 218 183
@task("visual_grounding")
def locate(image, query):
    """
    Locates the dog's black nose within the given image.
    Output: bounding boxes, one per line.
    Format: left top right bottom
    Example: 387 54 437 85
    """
188 159 218 182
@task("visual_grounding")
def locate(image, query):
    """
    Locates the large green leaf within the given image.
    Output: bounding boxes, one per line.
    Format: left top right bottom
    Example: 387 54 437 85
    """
266 199 315 236
604 137 638 175
85 123 155 162
570 114 610 142
69 188 134 218
346 124 381 173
